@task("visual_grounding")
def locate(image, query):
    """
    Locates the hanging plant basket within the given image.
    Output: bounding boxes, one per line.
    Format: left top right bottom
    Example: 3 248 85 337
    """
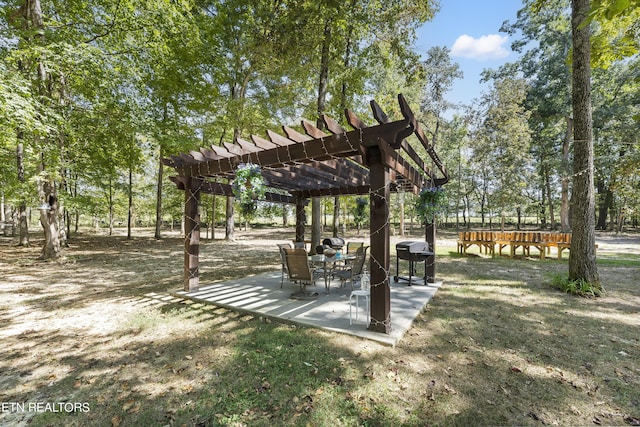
232 163 266 205
415 186 446 224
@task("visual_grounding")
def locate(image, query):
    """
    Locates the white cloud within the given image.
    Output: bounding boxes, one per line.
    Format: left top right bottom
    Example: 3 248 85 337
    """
450 34 510 60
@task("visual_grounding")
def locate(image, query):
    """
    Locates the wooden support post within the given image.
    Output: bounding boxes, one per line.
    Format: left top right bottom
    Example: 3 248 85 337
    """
426 221 436 283
295 197 306 244
184 178 200 292
368 146 391 334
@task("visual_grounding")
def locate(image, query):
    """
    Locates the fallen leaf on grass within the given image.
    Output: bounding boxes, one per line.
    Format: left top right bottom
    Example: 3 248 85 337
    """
122 400 135 412
624 416 640 426
443 384 457 394
111 415 122 427
255 381 270 393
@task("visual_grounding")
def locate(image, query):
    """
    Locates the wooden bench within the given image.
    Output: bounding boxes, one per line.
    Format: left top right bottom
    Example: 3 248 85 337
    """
494 231 514 257
495 231 548 259
516 232 547 260
457 231 495 255
544 233 598 259
460 231 552 260
458 231 599 260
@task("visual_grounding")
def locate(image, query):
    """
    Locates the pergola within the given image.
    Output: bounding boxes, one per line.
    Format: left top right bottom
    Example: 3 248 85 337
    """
163 94 449 334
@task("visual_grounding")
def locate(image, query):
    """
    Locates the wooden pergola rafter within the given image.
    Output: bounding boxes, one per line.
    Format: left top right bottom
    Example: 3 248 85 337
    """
164 94 449 334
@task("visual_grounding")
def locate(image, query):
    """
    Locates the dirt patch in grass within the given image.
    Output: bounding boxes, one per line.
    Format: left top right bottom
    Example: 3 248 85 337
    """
0 228 639 426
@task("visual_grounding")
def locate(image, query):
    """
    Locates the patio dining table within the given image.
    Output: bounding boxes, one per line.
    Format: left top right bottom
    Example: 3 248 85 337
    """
309 253 356 294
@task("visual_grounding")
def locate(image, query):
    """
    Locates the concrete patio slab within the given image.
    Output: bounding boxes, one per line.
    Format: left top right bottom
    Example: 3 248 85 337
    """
173 271 441 346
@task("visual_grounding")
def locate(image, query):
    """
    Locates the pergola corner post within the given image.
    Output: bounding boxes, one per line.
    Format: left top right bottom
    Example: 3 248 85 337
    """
367 145 391 334
184 178 200 292
295 196 306 244
426 221 436 283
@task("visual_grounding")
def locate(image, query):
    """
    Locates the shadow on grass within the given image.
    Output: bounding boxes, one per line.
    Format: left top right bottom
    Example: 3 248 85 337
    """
1 299 369 426
392 255 640 426
2 232 638 426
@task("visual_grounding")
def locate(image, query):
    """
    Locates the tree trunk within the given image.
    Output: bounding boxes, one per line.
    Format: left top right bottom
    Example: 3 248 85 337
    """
225 195 235 241
480 190 486 227
16 141 29 246
332 197 339 237
108 177 114 236
540 175 547 229
282 203 288 227
544 165 556 230
37 163 61 259
24 0 60 259
72 174 79 234
212 195 216 240
462 195 468 227
560 115 572 232
155 146 163 239
569 0 599 285
311 198 321 253
127 162 133 239
65 210 71 239
596 180 613 230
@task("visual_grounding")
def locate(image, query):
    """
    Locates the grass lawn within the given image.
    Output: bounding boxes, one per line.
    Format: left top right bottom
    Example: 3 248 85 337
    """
0 228 638 426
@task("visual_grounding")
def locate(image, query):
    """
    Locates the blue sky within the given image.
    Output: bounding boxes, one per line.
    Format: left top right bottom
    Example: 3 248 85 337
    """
414 0 525 111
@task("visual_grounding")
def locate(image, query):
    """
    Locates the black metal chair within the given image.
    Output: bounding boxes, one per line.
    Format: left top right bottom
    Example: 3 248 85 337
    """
333 246 368 289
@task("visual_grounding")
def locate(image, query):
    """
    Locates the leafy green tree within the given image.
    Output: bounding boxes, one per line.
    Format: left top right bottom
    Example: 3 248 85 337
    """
569 0 599 286
497 0 574 231
420 46 463 147
351 197 368 234
587 0 640 67
471 78 532 230
591 58 640 229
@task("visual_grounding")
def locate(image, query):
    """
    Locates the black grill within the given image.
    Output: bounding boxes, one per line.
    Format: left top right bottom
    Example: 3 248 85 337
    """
394 241 433 285
322 237 345 250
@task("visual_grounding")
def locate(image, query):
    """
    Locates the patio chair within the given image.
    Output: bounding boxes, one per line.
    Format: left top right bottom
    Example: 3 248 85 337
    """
349 272 370 325
283 248 323 299
277 243 292 288
346 241 364 255
333 246 368 289
344 241 364 265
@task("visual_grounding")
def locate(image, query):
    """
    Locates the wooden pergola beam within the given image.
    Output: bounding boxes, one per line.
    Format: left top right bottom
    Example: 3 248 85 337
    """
292 185 370 198
169 176 296 204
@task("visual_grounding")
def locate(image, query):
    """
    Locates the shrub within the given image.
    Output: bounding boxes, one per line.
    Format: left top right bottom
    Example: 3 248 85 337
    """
550 274 604 297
